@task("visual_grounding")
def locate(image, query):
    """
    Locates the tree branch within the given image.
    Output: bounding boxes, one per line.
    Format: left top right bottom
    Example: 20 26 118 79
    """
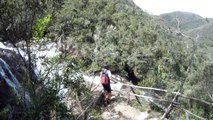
122 84 213 106
161 17 199 119
178 107 207 120
128 92 180 105
76 92 102 120
205 69 213 102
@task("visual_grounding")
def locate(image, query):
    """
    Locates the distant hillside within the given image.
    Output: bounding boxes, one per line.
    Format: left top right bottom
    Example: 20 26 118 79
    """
159 11 213 59
160 11 208 31
207 18 213 23
186 23 213 44
186 23 213 58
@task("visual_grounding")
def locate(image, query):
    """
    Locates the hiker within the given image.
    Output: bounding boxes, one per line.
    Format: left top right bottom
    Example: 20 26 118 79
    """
100 64 112 106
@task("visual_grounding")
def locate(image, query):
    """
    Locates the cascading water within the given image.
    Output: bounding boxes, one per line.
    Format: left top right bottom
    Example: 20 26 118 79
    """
0 41 72 101
0 58 21 93
0 41 61 107
0 58 31 106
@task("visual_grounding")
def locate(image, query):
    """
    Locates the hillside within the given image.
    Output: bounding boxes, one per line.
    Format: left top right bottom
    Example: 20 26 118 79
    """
160 11 213 59
160 11 208 31
207 18 213 23
186 23 213 45
186 23 213 58
1 0 213 120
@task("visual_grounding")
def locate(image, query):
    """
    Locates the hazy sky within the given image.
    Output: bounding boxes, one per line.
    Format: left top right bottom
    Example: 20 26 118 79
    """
133 0 213 18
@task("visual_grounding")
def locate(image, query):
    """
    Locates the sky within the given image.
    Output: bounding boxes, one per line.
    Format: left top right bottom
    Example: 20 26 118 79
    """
133 0 213 18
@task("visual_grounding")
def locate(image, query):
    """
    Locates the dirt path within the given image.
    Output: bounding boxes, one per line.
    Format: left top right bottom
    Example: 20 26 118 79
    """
102 101 150 120
84 75 162 120
99 90 162 120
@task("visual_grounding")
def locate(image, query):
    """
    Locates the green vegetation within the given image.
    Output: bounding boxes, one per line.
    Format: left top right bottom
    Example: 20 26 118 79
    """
0 0 213 119
160 11 208 31
33 15 51 40
186 24 213 58
90 106 104 119
160 11 213 59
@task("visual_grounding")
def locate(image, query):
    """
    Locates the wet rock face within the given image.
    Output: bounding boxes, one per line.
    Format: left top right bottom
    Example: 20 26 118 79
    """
0 48 27 81
0 48 35 118
0 49 23 118
0 77 14 109
0 48 38 82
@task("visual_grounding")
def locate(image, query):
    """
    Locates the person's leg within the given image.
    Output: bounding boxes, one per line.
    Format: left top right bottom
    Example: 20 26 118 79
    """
102 84 108 106
105 83 111 104
105 92 110 104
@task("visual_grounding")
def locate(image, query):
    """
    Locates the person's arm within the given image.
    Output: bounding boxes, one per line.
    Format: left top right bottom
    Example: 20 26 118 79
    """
100 71 102 77
108 70 117 83
100 71 102 83
107 70 112 80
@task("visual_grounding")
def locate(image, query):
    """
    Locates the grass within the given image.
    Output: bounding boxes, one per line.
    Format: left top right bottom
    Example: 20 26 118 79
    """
89 106 105 119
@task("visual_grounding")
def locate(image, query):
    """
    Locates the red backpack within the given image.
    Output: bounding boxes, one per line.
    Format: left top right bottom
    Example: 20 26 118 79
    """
101 72 109 85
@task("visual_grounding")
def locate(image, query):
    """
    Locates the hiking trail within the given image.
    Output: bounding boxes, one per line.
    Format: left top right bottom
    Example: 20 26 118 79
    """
83 75 162 120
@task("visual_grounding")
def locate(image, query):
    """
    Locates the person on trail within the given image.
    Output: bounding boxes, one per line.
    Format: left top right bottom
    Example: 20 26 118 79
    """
100 64 112 106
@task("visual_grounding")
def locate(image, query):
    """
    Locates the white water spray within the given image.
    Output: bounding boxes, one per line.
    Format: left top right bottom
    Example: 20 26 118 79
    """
0 58 31 106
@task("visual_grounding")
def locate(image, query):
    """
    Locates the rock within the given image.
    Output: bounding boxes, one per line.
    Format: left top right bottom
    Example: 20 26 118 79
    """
87 116 96 120
0 48 37 82
0 47 37 118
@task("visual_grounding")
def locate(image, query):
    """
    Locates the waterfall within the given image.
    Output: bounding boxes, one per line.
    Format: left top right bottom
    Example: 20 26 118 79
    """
0 41 64 100
0 58 31 106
